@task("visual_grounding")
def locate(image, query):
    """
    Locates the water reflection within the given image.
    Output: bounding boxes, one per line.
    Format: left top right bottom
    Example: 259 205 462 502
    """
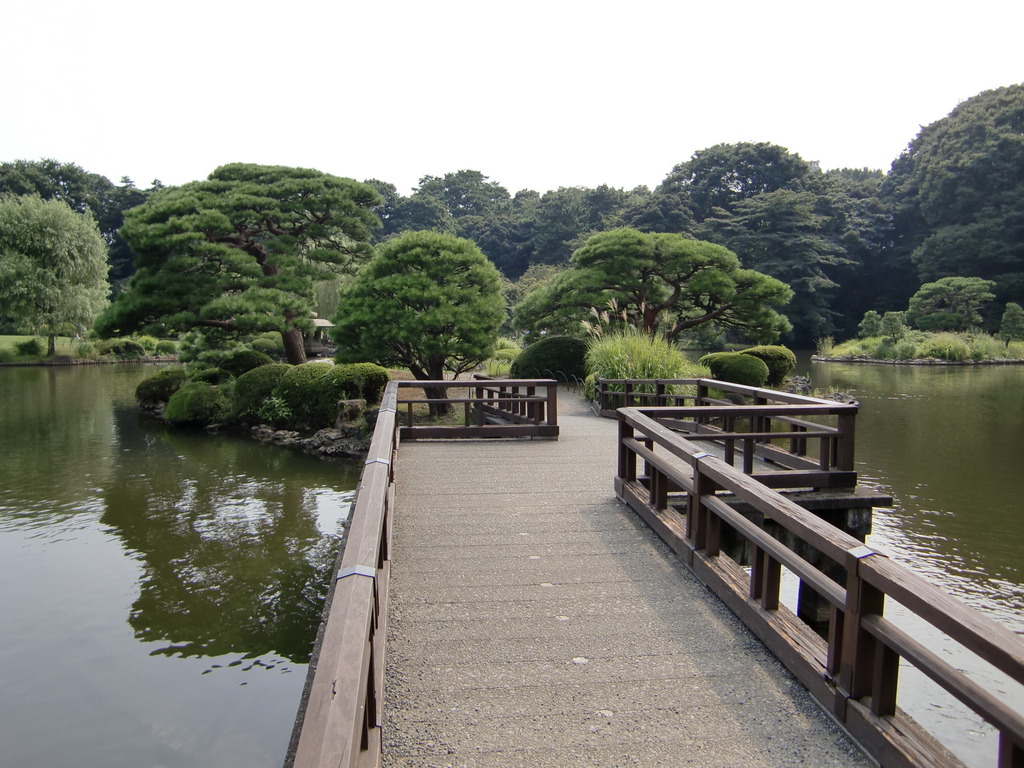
0 365 360 768
98 407 357 662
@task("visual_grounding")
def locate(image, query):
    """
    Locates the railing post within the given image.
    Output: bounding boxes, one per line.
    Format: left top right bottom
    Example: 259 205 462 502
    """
546 382 558 427
836 410 856 471
837 547 891 720
617 414 636 483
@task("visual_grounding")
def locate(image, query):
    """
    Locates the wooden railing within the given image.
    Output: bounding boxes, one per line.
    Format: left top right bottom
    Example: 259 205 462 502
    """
287 384 399 768
286 379 558 768
598 378 857 490
395 378 558 439
616 405 1024 768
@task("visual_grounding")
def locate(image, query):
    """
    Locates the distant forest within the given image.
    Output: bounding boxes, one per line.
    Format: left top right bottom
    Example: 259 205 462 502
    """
2 83 1021 345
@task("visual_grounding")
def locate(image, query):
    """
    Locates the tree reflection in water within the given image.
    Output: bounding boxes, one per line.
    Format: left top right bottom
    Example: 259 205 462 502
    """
100 408 358 664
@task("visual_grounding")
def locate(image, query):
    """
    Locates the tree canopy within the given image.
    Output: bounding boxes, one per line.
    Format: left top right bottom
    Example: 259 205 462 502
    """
0 194 109 354
906 276 996 331
882 84 1024 308
513 228 792 343
94 163 382 364
332 230 504 413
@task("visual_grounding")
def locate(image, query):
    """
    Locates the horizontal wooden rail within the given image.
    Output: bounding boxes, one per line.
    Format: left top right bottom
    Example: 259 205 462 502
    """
287 385 399 768
615 405 1024 768
287 379 560 767
395 378 558 439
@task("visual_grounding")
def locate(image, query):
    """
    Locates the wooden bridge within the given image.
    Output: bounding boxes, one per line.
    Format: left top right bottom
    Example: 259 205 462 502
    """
286 378 1024 768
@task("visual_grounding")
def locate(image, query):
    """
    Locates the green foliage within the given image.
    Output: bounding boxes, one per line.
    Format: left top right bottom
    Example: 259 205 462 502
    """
135 367 188 404
134 334 159 352
738 345 796 386
509 336 588 380
918 333 971 361
255 331 285 351
232 363 292 419
333 231 505 385
272 362 334 429
15 337 45 356
220 349 275 378
164 382 230 426
94 163 383 365
906 276 996 331
882 85 1024 305
74 339 98 359
858 310 882 338
322 362 390 405
698 351 770 387
189 367 232 385
154 339 177 355
880 311 908 342
0 195 110 352
513 228 792 342
94 337 146 358
815 336 835 356
587 329 707 382
998 302 1024 344
255 395 293 427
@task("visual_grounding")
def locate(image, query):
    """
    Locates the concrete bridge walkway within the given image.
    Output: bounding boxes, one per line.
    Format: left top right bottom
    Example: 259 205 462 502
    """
383 391 870 767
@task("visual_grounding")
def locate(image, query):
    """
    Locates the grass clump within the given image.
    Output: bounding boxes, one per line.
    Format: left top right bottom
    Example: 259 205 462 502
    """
587 329 709 401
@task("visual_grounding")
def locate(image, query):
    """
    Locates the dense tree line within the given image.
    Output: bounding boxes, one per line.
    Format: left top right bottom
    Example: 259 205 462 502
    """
3 83 1020 348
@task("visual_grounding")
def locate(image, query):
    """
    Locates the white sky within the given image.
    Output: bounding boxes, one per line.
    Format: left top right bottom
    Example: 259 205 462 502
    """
2 0 1021 196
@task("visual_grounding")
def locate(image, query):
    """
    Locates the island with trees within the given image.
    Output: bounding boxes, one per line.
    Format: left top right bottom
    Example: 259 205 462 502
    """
1 83 1022 434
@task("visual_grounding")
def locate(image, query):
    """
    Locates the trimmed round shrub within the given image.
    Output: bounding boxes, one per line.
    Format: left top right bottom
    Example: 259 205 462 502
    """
273 362 334 429
220 349 274 378
250 337 280 356
232 363 292 419
135 367 188 405
509 336 588 380
698 352 770 387
189 367 233 385
155 339 178 355
311 363 391 426
739 345 796 386
164 382 230 426
134 335 160 352
334 362 390 403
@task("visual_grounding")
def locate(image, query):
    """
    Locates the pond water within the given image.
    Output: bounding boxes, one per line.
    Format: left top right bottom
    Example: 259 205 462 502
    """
796 356 1024 767
0 364 358 768
1 360 1020 767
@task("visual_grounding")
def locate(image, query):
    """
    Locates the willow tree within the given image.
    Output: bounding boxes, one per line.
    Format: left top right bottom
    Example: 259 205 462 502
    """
513 228 792 343
94 163 381 364
0 195 109 354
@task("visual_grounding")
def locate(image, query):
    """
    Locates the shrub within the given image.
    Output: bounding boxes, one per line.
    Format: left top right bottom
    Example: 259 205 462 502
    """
255 395 293 427
232 363 292 419
15 337 45 356
509 336 588 380
95 338 146 359
738 345 796 386
155 339 178 355
858 311 882 338
164 382 230 426
313 363 391 427
273 362 334 429
255 331 285 351
250 337 280 356
814 336 835 356
134 335 160 352
220 349 274 378
698 351 770 387
190 367 233 385
135 367 188 404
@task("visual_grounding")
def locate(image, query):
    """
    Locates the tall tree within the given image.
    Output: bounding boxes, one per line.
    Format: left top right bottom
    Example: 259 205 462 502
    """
0 195 109 354
705 189 851 343
94 164 381 365
332 231 504 414
659 142 812 222
881 84 1024 307
414 170 511 219
513 228 792 342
